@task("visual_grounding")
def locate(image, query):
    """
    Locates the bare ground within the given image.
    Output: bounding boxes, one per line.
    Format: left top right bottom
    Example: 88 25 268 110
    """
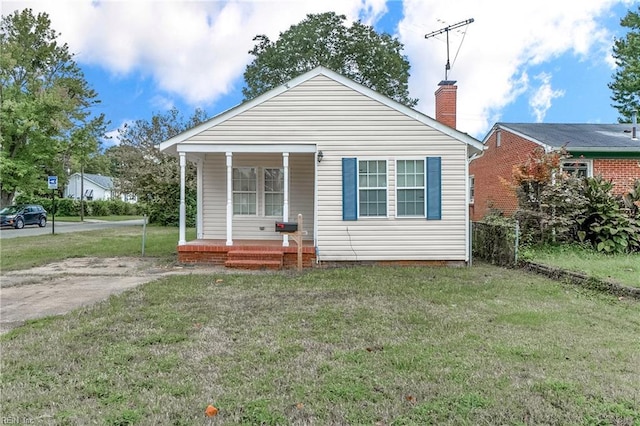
0 257 247 334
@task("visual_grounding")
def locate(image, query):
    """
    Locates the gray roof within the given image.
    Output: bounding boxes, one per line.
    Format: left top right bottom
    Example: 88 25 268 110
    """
83 174 114 189
495 123 640 152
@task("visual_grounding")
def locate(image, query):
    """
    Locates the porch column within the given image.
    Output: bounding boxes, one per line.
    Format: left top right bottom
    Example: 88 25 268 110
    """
282 152 289 247
196 157 203 239
226 152 233 246
178 152 186 245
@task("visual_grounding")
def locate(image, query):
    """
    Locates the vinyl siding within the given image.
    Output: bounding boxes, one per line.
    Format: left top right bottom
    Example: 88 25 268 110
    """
201 153 314 240
188 75 468 260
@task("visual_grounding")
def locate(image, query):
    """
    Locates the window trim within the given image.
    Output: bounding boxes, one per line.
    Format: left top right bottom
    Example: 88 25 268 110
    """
395 158 426 218
232 166 257 216
263 167 284 217
469 175 475 204
561 159 592 178
357 158 388 218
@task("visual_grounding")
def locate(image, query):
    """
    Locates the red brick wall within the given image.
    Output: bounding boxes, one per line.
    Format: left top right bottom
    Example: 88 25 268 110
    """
593 159 640 194
435 84 457 129
469 130 540 221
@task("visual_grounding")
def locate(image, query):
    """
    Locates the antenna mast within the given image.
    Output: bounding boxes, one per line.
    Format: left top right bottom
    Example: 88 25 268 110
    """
425 18 474 80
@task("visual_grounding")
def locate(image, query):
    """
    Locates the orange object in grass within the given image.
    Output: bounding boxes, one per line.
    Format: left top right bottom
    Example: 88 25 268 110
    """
205 405 218 417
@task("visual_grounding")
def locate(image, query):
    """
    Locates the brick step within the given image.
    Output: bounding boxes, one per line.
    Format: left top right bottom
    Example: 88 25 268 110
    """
226 250 284 261
225 259 283 270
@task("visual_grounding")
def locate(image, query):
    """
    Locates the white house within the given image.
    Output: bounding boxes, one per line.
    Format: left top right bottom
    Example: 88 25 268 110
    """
159 67 483 269
64 173 114 201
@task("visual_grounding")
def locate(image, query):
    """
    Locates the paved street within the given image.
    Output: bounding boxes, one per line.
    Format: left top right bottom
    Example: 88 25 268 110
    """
0 219 145 239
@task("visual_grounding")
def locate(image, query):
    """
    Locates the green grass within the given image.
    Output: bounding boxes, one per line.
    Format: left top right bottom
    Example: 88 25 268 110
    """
525 245 640 288
0 226 195 271
54 215 143 222
1 265 639 424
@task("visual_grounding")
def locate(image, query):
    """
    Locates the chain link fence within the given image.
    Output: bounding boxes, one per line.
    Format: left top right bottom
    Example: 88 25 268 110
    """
472 221 520 266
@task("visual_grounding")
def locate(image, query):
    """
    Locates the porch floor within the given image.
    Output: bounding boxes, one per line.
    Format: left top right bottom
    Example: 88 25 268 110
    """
178 239 316 270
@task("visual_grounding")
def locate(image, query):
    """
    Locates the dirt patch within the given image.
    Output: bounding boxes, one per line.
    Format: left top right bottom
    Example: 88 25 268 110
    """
0 257 240 334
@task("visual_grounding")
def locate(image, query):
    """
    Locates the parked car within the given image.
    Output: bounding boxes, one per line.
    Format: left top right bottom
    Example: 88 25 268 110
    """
0 204 47 229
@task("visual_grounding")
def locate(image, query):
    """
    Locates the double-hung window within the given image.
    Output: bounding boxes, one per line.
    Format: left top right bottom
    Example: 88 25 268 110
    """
397 159 425 217
359 160 387 217
264 168 284 216
233 167 256 215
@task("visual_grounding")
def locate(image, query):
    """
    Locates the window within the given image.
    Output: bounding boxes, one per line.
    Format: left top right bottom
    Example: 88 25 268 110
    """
397 159 425 216
358 160 387 217
233 167 256 215
496 130 501 147
264 168 284 216
469 175 475 203
561 160 590 178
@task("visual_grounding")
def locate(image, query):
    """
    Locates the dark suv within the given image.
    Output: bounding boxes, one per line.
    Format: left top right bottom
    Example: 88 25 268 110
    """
0 204 47 229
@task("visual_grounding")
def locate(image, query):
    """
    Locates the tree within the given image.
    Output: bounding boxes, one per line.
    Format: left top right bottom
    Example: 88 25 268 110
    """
0 9 105 206
609 6 640 121
105 108 207 225
243 12 417 107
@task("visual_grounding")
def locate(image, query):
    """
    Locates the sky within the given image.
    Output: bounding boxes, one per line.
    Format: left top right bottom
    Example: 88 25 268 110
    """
2 0 637 146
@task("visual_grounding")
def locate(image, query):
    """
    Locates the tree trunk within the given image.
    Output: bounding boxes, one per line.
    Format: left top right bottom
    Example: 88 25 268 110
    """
1 190 15 207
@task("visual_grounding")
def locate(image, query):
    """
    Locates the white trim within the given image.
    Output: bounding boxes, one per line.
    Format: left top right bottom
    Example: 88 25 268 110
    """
465 151 471 263
357 158 389 219
282 153 289 247
178 153 186 246
313 151 319 255
196 157 204 239
176 144 316 154
225 152 233 246
394 158 427 218
561 158 593 177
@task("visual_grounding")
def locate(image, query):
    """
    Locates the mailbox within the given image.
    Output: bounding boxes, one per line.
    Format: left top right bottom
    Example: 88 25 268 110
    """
275 221 298 232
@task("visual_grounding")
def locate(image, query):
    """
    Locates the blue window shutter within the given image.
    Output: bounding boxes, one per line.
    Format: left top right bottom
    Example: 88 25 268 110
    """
342 158 358 221
426 157 442 220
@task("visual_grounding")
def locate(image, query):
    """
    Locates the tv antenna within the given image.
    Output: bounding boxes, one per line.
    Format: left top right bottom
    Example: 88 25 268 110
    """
425 18 474 80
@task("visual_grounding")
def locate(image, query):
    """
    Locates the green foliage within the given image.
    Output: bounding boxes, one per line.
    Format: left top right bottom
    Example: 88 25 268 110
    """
18 195 142 217
621 179 640 217
0 9 105 206
472 220 518 266
608 5 640 122
577 177 640 253
104 108 206 225
243 12 417 107
511 148 588 245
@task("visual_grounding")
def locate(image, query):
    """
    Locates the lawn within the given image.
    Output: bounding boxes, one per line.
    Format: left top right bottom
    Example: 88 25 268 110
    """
1 265 638 425
525 244 640 288
0 226 196 271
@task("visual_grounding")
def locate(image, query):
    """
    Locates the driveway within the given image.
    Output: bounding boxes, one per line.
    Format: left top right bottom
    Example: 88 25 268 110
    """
0 219 145 239
0 257 236 334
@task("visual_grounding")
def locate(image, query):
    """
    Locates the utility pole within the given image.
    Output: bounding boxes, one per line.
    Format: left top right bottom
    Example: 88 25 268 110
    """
425 18 474 80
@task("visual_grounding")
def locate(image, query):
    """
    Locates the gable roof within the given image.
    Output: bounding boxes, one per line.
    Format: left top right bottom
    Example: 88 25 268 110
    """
492 123 640 152
159 66 484 155
70 173 114 190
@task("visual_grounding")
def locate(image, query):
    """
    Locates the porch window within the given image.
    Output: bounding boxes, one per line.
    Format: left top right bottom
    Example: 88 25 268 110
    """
359 160 387 217
397 159 425 217
233 167 256 215
264 168 284 216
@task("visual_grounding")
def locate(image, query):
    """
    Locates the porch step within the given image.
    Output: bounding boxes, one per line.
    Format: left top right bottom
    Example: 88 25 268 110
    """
225 250 284 270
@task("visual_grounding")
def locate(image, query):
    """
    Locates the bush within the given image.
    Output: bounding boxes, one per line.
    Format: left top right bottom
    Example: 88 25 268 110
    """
577 177 640 253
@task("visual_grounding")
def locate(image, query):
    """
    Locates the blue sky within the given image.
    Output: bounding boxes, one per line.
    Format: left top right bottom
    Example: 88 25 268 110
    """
3 0 637 146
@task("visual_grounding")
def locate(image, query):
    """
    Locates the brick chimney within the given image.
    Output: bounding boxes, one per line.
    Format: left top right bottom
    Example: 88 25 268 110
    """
435 80 457 129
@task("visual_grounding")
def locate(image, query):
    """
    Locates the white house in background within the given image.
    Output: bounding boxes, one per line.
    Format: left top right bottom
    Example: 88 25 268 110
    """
65 173 113 200
159 66 483 268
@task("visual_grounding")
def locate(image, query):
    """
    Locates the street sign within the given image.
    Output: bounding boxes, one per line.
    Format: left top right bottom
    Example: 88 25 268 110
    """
48 176 58 190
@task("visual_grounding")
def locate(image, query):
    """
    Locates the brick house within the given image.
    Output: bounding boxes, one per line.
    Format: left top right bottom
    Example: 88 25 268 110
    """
469 123 640 221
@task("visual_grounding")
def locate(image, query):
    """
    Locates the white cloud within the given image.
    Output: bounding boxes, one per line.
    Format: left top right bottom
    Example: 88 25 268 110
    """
398 0 627 137
529 72 565 122
102 120 133 147
3 0 630 138
5 0 388 107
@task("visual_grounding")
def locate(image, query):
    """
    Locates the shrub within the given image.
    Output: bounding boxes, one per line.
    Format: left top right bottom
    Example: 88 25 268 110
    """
577 177 640 253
